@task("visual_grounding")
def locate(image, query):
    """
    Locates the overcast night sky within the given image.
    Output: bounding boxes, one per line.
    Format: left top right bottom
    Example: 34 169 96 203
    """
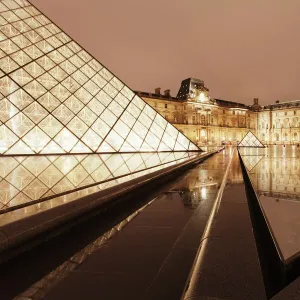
31 0 300 105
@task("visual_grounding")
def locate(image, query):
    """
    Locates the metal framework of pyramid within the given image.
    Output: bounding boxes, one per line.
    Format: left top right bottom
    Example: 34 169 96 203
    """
238 131 265 148
0 0 201 155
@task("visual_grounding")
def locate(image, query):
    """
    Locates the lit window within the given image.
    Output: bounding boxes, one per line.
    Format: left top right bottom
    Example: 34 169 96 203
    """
199 92 205 102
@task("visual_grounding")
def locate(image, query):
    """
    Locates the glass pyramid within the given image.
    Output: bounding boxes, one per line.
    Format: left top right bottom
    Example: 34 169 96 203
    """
0 0 200 155
0 152 198 211
238 131 265 148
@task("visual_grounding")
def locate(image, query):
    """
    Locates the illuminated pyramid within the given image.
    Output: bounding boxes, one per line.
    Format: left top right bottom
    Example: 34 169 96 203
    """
238 131 265 148
0 0 200 155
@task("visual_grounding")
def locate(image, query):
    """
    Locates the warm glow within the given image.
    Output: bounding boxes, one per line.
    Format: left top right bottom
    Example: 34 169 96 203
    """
0 152 198 210
199 92 205 102
0 0 199 154
238 131 264 147
201 187 207 198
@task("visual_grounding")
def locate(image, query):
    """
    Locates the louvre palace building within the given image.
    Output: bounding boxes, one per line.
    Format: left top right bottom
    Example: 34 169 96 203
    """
138 77 300 146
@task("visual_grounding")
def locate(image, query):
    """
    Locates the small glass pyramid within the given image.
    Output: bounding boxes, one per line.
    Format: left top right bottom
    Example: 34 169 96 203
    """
238 131 265 148
0 0 201 155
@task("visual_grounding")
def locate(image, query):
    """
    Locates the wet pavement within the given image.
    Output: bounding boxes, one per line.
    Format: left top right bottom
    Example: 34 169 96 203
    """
184 148 266 300
0 146 298 299
1 149 231 300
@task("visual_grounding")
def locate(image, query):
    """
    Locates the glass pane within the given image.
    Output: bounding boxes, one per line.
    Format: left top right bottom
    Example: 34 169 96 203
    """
0 98 19 122
39 114 63 138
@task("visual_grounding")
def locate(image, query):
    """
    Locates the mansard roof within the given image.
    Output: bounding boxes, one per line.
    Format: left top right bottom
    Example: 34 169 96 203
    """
264 100 300 110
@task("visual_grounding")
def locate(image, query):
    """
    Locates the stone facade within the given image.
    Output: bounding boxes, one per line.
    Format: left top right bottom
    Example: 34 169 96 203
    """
136 78 300 146
258 102 300 144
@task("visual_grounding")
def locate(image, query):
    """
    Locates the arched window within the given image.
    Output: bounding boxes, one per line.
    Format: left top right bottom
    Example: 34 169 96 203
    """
293 118 298 128
294 132 298 141
284 118 289 129
276 119 280 129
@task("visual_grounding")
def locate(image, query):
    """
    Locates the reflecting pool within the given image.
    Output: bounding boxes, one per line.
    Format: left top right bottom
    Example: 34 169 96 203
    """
239 145 300 263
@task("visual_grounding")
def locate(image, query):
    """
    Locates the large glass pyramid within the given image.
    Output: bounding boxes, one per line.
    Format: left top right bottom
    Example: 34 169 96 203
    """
0 0 200 155
0 152 198 211
238 131 265 148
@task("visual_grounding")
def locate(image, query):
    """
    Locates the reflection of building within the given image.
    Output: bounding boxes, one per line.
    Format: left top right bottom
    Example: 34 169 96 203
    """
249 157 300 200
137 78 300 146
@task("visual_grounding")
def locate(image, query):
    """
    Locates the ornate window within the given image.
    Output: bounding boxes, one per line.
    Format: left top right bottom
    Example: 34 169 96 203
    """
294 132 298 141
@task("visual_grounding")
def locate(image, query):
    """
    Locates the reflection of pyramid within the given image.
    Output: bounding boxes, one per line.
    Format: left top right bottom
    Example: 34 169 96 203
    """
0 0 200 154
241 155 264 172
238 131 265 148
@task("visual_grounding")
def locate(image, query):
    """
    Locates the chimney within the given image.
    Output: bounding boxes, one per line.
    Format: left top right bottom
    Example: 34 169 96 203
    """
253 98 259 105
154 87 161 95
164 89 171 97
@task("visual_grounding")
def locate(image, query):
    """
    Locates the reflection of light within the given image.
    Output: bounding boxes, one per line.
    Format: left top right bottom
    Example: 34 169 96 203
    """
201 187 207 198
194 183 217 188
